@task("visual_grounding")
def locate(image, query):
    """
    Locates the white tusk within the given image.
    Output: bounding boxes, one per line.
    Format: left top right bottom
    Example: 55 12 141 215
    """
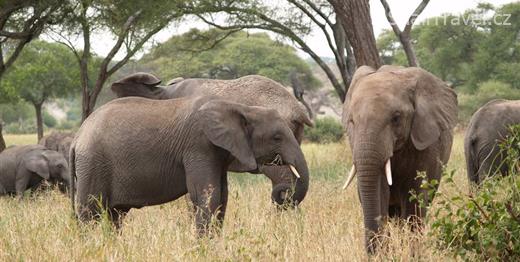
342 165 356 190
385 159 393 186
289 165 301 179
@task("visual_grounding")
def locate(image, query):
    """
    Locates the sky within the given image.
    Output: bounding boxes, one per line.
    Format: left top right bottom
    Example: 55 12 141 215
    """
89 0 517 59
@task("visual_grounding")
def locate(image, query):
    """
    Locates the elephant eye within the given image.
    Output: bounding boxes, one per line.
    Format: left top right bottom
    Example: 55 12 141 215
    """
272 134 282 142
391 112 401 125
57 164 63 169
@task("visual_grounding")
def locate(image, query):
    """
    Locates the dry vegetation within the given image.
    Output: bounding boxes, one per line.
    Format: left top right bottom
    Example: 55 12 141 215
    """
0 133 468 261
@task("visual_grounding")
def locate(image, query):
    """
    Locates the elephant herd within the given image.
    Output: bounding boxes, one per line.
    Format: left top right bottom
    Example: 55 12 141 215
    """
0 65 518 254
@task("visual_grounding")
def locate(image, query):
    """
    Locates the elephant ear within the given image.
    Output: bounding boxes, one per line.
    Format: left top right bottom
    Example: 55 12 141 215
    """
111 72 163 99
24 154 50 180
409 68 458 150
342 66 376 134
199 100 257 171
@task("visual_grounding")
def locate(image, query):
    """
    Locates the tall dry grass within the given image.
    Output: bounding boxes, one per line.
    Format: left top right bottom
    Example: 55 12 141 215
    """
0 133 468 261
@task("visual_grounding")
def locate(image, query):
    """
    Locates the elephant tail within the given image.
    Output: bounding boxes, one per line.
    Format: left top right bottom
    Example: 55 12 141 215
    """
69 144 77 218
465 136 480 184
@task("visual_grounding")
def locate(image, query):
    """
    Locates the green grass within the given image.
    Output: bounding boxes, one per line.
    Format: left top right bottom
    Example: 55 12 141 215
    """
0 132 468 260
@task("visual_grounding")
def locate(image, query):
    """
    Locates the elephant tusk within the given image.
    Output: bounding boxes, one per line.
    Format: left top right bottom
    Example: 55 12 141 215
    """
385 159 393 186
342 165 356 190
289 165 301 179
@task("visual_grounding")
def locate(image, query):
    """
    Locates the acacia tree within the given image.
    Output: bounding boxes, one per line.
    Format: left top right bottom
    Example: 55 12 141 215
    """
48 0 186 121
380 0 430 67
328 0 382 69
0 0 64 80
3 41 79 140
186 0 355 101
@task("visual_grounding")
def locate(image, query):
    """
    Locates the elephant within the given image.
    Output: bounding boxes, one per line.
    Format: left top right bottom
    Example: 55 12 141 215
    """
39 131 75 162
341 66 458 253
464 99 520 185
70 95 309 233
0 145 70 196
111 74 312 207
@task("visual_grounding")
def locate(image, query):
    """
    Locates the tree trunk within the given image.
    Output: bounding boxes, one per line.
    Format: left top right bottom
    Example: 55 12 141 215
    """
0 122 6 153
399 32 419 67
329 0 382 69
34 102 44 141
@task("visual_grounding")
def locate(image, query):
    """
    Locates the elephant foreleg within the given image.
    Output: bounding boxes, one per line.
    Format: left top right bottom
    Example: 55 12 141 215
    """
186 165 228 236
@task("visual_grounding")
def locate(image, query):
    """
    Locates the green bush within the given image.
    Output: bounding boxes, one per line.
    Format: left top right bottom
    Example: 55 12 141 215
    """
304 117 343 143
427 124 520 260
4 119 36 134
458 81 520 122
43 111 57 128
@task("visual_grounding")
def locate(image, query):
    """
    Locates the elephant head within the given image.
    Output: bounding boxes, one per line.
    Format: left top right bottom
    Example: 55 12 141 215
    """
22 149 70 193
342 66 457 252
111 73 163 99
198 100 309 206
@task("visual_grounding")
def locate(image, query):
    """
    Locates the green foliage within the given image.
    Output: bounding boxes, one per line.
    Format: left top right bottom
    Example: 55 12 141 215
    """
140 29 320 89
3 40 79 105
0 102 33 124
426 125 520 260
458 81 520 122
4 119 36 134
43 111 57 128
304 117 343 143
377 2 520 90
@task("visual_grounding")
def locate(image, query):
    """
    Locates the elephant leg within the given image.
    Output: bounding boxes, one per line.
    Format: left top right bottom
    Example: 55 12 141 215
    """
0 183 6 195
217 172 228 223
110 206 130 229
186 165 228 236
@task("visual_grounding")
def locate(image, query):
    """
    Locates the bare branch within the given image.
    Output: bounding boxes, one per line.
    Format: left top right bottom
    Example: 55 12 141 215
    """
380 0 402 36
404 0 430 35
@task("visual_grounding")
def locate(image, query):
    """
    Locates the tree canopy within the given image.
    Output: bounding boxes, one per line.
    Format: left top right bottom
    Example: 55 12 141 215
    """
140 29 320 89
2 40 79 139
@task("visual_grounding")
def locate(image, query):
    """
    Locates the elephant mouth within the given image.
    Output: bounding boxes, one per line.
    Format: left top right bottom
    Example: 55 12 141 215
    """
262 154 301 179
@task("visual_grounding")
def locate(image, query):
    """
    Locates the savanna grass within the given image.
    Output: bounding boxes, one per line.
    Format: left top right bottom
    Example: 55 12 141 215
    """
0 132 468 261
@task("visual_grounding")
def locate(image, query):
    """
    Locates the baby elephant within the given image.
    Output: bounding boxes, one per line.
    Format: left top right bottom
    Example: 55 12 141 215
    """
465 99 520 185
39 131 75 163
70 96 309 233
0 145 70 196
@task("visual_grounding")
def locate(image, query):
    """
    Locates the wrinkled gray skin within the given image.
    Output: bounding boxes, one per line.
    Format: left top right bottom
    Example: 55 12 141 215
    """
343 66 458 253
111 73 312 207
71 96 309 233
464 99 520 185
0 145 70 196
39 132 74 163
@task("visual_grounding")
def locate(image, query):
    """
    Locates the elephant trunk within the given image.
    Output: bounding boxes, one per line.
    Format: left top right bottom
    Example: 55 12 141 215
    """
265 147 309 207
354 141 389 253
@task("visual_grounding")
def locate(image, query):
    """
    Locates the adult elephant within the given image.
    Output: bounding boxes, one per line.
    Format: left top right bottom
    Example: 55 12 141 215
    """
464 99 520 185
342 66 458 253
111 73 312 206
39 131 74 162
0 145 70 196
71 96 309 233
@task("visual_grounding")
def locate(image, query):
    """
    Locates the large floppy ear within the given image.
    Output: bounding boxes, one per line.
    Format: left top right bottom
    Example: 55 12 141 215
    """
111 72 163 99
342 66 376 134
409 68 458 150
199 100 257 171
23 154 50 180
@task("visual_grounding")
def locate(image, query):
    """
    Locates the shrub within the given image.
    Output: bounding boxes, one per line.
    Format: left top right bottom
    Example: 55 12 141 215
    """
4 119 36 134
304 117 343 143
458 81 520 123
426 124 520 260
43 111 57 128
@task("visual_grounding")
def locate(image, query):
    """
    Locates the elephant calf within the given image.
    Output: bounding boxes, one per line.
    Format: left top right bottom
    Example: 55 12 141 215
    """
0 145 70 196
39 131 75 163
465 99 520 185
71 96 309 233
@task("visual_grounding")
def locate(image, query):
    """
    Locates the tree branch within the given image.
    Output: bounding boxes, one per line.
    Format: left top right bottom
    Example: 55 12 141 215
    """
404 0 430 35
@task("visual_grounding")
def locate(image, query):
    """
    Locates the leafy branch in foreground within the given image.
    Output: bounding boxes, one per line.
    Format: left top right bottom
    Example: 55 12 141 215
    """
422 124 520 260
